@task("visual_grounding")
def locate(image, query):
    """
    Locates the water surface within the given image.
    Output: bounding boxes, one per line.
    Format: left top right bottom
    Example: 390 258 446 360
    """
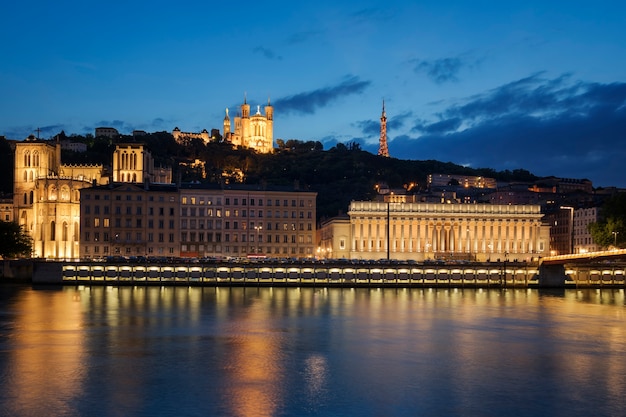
0 285 625 417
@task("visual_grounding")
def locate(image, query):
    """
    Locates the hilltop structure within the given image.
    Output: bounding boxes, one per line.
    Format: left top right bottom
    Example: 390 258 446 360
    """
223 97 274 153
377 100 389 157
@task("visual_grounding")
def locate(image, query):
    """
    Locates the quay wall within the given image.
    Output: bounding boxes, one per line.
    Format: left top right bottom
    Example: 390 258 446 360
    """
26 260 626 288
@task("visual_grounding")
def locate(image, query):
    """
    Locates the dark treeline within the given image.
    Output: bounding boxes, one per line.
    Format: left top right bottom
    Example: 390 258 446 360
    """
1 133 539 220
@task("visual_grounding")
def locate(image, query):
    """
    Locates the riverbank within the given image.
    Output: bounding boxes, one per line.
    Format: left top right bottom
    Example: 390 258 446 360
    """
4 259 626 288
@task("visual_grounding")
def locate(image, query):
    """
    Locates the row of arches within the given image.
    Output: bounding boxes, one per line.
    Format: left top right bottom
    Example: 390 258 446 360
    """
21 186 78 204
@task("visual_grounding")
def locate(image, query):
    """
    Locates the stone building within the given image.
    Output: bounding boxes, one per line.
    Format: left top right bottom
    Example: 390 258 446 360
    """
574 206 601 253
80 183 180 259
223 97 274 153
178 184 316 259
13 136 105 259
320 195 549 262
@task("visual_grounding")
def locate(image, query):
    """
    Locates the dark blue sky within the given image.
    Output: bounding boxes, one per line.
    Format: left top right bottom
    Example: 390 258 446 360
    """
1 1 625 187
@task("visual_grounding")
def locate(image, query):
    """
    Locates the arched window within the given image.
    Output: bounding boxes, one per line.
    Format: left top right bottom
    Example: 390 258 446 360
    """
23 193 27 205
62 222 68 241
29 171 34 182
50 221 56 241
23 170 27 181
74 222 79 241
49 185 57 200
24 151 30 167
132 173 137 182
60 186 70 201
33 151 39 167
29 190 34 204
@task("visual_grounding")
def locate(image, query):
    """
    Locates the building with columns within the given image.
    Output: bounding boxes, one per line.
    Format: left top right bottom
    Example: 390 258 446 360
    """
320 195 549 262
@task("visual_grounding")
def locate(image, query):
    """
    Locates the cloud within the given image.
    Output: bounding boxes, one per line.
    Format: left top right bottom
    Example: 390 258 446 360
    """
286 31 321 45
252 46 282 60
366 74 626 187
412 55 481 84
3 124 66 140
355 111 413 137
349 7 392 24
274 76 371 115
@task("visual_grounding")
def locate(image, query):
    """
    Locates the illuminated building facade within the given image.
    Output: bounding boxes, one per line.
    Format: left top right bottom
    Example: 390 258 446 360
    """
171 127 211 144
179 184 316 259
428 174 497 189
1 197 13 222
223 97 274 153
13 137 105 259
80 183 180 259
573 206 601 253
338 196 549 262
112 144 172 184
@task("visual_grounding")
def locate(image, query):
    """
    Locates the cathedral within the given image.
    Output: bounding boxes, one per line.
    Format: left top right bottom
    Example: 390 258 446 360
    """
12 137 171 259
223 97 274 153
13 136 106 259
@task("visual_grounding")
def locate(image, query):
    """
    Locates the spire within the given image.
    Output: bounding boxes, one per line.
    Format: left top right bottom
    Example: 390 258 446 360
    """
378 99 389 157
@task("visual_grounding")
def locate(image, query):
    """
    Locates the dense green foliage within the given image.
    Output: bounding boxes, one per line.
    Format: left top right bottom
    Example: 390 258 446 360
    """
0 137 13 195
0 220 33 258
589 193 626 248
12 132 540 220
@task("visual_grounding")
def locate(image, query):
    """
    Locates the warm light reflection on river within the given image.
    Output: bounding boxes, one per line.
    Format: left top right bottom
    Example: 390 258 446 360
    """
0 285 625 417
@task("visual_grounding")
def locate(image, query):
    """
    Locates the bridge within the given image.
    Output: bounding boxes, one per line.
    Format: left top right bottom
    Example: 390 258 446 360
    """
538 249 626 287
540 248 626 265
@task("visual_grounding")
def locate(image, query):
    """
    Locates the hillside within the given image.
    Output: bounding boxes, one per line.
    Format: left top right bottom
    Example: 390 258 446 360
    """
1 133 539 220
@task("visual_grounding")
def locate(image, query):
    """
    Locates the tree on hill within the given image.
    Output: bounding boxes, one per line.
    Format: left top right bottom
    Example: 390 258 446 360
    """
589 193 626 248
0 220 33 259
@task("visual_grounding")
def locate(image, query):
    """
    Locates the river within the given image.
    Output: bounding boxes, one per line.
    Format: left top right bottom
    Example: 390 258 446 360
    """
1 285 625 417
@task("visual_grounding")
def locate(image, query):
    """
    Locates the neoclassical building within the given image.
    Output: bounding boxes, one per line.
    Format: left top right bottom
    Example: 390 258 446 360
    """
320 195 550 262
223 97 273 153
13 137 105 259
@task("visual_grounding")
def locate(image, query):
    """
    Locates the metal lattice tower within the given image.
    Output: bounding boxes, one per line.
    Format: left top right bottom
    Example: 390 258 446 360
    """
378 100 389 157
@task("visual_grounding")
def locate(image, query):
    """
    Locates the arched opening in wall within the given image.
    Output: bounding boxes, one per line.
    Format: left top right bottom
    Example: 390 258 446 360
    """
39 222 44 240
20 211 27 227
23 170 27 182
49 185 57 201
74 222 79 241
61 186 70 201
33 151 39 167
50 220 56 241
132 173 137 182
62 222 68 241
29 191 34 204
23 193 27 205
24 151 30 167
29 171 34 182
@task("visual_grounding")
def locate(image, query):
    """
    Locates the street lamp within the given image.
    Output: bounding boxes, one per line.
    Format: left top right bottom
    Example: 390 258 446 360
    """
612 231 619 248
254 225 262 254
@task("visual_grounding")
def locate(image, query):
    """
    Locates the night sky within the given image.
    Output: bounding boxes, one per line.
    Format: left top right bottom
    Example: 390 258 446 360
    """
2 1 625 187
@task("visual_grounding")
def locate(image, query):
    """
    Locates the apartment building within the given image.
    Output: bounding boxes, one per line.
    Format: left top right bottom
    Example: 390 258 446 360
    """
80 183 180 259
179 184 317 259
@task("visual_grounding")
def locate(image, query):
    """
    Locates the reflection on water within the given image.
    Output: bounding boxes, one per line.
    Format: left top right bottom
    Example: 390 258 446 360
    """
0 285 625 417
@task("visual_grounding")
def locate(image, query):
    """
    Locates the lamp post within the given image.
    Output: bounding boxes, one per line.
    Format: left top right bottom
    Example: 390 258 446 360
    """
612 231 619 248
254 225 262 255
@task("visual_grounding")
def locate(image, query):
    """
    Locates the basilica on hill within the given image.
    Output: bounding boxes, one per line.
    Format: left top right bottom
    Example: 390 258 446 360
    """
172 96 274 154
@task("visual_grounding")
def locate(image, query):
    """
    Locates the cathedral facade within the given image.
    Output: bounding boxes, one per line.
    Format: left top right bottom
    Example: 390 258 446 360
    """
13 137 105 259
223 98 274 153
